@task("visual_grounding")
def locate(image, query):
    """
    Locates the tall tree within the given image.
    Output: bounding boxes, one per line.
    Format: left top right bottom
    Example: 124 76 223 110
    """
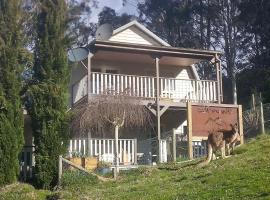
67 0 98 46
27 0 70 189
98 7 135 29
0 0 24 185
138 0 199 48
237 0 270 103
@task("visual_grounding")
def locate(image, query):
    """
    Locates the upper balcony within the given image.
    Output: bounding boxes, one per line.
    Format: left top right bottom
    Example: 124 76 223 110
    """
71 72 218 105
69 40 222 107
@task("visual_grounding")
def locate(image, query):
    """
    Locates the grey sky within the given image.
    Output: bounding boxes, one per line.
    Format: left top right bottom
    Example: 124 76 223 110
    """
91 0 139 22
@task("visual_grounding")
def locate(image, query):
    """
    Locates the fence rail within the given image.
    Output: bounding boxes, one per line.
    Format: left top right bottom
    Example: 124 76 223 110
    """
69 138 137 165
72 72 218 104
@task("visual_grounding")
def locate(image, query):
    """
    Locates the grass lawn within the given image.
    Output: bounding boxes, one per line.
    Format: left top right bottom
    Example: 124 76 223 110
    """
1 135 270 200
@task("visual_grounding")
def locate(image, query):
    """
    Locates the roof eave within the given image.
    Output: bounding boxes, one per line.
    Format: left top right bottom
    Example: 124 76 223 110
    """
92 40 221 60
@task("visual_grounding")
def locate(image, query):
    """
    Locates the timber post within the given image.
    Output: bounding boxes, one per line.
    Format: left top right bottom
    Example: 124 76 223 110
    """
155 56 162 163
58 155 63 186
172 129 176 162
87 53 93 102
238 105 244 144
215 54 221 104
259 101 265 134
187 102 193 160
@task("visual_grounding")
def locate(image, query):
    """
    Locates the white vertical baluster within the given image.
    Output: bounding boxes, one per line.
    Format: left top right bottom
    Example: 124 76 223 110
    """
210 81 212 101
96 73 100 94
106 139 109 154
78 140 81 154
169 79 172 99
100 73 103 93
196 80 199 101
111 139 114 157
89 139 92 156
74 139 77 153
207 82 210 102
214 82 217 101
200 81 203 101
98 139 101 156
132 76 135 96
103 139 105 155
69 140 72 157
135 76 138 97
108 74 112 91
202 81 205 100
104 74 107 92
113 75 115 94
92 73 96 94
192 80 195 101
131 140 134 164
127 140 131 162
129 76 132 95
148 77 151 98
117 75 120 94
152 77 155 98
123 140 126 163
140 77 143 97
119 140 123 163
144 77 147 97
94 139 97 156
160 78 163 98
83 139 86 156
124 75 127 93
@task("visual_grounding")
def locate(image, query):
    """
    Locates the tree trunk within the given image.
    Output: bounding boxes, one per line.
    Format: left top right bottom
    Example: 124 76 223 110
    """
114 125 119 179
232 71 237 104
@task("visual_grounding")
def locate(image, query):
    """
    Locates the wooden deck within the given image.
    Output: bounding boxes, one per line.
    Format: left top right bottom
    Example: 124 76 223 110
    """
71 72 218 105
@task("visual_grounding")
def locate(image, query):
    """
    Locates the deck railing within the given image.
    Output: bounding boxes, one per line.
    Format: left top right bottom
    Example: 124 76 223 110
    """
72 72 218 104
69 138 137 165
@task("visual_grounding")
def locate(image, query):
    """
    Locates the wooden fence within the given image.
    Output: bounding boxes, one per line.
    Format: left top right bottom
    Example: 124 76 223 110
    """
69 138 137 165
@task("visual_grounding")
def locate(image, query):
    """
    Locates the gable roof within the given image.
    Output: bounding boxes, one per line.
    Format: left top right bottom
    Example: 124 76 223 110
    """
110 20 171 47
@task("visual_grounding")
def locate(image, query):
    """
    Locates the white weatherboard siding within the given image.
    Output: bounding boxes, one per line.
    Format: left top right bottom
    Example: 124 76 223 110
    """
172 68 194 100
109 26 161 46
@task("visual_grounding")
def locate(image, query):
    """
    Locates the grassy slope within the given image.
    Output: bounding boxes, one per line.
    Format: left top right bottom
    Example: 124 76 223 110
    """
1 135 270 200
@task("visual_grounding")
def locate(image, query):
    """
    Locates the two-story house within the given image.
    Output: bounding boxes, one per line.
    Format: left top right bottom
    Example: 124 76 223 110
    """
68 20 223 165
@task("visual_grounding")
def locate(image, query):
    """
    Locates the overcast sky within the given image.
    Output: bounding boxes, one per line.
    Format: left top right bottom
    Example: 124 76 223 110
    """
91 0 139 22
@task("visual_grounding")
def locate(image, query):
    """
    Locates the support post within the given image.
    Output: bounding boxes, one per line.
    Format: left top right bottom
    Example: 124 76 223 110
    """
155 56 162 163
215 54 221 104
87 53 92 102
114 125 119 179
172 129 176 162
187 102 193 160
260 101 265 134
219 60 223 102
134 139 137 165
238 105 244 144
58 155 63 186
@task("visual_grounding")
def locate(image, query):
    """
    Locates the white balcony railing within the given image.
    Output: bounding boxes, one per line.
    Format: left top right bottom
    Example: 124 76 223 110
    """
72 72 218 104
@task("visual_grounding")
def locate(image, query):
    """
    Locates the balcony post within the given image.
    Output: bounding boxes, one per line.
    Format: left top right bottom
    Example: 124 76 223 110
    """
87 53 93 102
215 54 222 104
155 56 162 163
